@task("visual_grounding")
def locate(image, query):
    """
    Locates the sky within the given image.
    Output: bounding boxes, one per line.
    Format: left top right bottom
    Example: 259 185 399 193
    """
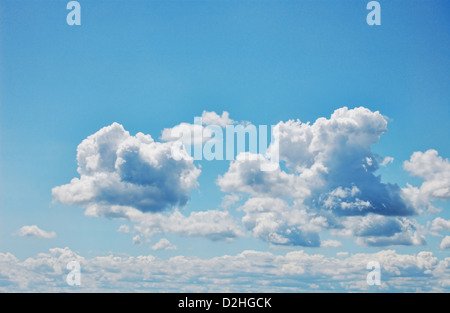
0 0 449 292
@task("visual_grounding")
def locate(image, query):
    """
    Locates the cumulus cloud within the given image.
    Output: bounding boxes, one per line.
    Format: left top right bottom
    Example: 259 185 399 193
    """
161 111 234 147
321 240 342 248
132 235 142 246
117 225 130 233
335 215 426 247
52 123 201 216
151 238 177 251
15 225 56 239
380 156 394 166
220 194 240 209
161 122 212 145
201 111 235 127
440 236 450 250
133 209 243 241
51 108 447 247
217 153 311 200
403 149 450 212
429 217 450 236
238 197 325 246
221 107 413 217
217 107 418 247
0 248 448 292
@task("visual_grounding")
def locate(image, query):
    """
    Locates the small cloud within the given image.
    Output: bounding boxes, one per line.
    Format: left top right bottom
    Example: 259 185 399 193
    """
117 225 130 233
380 156 394 166
440 236 450 250
402 149 450 212
321 240 342 248
201 111 235 127
132 235 141 246
15 225 56 239
151 238 177 251
220 194 240 209
429 217 450 236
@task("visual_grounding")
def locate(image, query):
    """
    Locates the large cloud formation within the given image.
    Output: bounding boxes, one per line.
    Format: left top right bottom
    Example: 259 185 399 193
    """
218 107 422 246
52 108 449 248
52 123 200 216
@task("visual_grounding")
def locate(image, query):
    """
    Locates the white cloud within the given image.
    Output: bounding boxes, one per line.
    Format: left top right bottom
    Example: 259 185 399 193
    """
201 111 235 127
133 209 243 241
221 107 413 218
403 149 450 212
321 240 342 248
160 111 234 147
216 107 418 247
117 225 130 233
217 153 311 200
51 108 447 247
52 123 201 216
381 156 394 166
15 225 56 239
151 238 177 251
220 194 240 209
161 122 212 145
337 215 426 247
132 235 141 246
429 217 450 236
440 236 450 250
0 247 448 292
238 197 325 246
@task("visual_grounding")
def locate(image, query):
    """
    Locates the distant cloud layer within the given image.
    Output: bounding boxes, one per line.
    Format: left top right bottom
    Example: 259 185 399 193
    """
15 225 56 239
0 247 448 292
52 108 450 249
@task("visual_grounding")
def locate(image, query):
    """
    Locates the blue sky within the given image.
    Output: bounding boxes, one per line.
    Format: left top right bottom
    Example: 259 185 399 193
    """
0 0 449 292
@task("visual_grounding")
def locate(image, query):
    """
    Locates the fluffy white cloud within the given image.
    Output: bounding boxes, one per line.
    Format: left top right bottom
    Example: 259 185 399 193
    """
133 209 243 241
52 123 201 216
132 235 142 246
0 248 448 292
201 111 235 127
429 217 450 236
51 108 448 247
216 107 418 247
161 111 234 146
220 194 240 209
117 225 130 233
321 240 342 248
337 215 426 247
15 225 56 239
403 149 450 212
221 107 413 217
440 236 450 250
217 153 311 200
380 156 394 166
238 197 326 246
161 122 212 145
151 238 177 251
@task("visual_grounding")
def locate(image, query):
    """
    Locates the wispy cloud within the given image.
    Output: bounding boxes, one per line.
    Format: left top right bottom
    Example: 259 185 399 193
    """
15 225 56 239
151 238 177 251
